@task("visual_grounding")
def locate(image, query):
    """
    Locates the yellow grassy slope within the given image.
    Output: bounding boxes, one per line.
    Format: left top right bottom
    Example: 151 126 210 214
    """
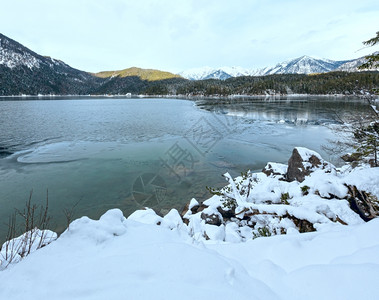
93 67 181 81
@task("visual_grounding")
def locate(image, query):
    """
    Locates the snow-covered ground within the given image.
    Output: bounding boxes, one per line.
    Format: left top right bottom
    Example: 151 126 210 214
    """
0 209 378 300
1 148 378 300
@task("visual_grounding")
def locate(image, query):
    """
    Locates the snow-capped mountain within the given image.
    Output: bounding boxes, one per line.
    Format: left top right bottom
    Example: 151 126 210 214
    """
0 33 82 73
0 33 188 96
179 67 222 80
0 33 101 95
336 52 379 72
179 55 371 80
1 32 376 95
0 39 41 70
263 55 349 75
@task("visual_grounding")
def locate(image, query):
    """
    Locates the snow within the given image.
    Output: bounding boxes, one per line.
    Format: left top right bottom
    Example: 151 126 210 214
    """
344 167 379 197
295 146 322 161
264 162 288 175
179 66 219 80
1 149 378 299
0 39 41 69
128 208 162 225
179 66 263 80
188 198 199 210
0 229 57 270
0 209 378 299
0 209 277 300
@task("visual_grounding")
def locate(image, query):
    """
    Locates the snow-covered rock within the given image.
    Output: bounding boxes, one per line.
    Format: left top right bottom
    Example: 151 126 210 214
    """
166 148 376 242
262 162 288 177
286 147 334 182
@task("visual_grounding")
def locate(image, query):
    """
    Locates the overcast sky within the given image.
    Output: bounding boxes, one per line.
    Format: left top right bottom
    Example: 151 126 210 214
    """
1 0 378 73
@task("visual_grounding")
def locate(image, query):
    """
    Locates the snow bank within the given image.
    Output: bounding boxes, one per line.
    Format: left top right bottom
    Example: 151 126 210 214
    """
0 209 276 300
0 209 378 299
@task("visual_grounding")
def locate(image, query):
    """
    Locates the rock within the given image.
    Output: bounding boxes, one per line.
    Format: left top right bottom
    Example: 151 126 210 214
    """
196 204 208 213
200 212 222 226
341 153 360 163
346 185 379 222
286 215 316 233
180 203 190 218
217 205 235 219
180 198 201 217
286 147 332 182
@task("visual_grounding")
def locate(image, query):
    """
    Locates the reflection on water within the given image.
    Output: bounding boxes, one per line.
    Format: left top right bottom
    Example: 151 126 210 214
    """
197 96 372 125
0 96 372 242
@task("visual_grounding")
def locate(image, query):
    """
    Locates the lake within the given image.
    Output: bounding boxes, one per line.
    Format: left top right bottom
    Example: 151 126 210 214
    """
0 96 372 241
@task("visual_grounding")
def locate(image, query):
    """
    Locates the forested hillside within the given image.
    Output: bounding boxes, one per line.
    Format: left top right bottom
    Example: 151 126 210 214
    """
147 71 379 96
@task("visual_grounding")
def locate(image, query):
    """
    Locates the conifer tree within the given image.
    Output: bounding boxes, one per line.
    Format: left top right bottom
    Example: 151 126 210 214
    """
359 31 379 70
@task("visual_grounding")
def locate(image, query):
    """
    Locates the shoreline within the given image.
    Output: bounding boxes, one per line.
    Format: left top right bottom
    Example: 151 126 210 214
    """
0 93 377 101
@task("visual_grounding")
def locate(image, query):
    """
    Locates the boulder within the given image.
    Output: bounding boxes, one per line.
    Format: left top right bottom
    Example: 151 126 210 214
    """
286 147 332 182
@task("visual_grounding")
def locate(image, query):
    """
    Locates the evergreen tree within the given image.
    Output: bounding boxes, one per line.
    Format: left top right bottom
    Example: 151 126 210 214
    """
359 31 379 70
353 121 379 167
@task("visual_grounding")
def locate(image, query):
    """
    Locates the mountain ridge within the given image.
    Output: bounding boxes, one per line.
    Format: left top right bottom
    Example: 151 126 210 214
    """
0 33 101 95
0 33 185 95
179 55 372 80
0 33 377 96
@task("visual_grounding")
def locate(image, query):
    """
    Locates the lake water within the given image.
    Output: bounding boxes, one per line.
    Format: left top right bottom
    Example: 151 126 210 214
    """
0 96 372 241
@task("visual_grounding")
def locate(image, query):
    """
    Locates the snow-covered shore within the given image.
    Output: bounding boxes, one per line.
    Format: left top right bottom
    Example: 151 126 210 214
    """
0 209 378 300
0 148 378 299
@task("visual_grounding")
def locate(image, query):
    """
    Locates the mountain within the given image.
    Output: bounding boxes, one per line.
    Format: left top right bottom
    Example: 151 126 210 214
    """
0 33 101 95
94 67 181 81
179 55 373 80
1 33 376 96
262 55 350 75
179 67 221 80
0 33 183 96
202 69 232 80
336 52 379 72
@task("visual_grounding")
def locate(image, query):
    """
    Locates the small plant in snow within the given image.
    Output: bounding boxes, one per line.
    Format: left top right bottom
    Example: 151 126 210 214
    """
280 192 290 204
207 171 258 209
0 190 56 270
301 185 310 196
253 226 272 239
